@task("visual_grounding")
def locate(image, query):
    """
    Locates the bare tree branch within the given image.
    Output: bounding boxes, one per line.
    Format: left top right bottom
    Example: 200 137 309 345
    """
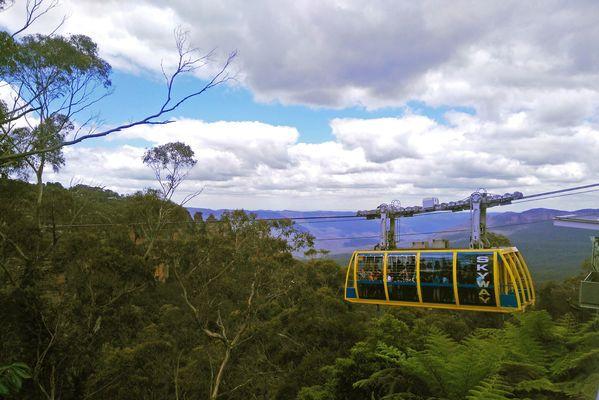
11 0 59 38
1 28 237 164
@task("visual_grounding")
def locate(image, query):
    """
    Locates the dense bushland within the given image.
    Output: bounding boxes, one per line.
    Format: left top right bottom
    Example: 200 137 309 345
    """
0 179 597 399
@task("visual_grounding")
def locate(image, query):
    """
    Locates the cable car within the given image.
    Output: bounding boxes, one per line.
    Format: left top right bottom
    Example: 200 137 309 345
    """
344 247 535 312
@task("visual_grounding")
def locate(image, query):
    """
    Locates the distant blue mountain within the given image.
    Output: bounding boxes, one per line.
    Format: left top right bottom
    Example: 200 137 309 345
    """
187 207 599 280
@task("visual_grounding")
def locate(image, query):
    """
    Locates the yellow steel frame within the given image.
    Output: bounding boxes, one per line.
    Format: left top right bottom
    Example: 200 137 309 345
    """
344 247 535 313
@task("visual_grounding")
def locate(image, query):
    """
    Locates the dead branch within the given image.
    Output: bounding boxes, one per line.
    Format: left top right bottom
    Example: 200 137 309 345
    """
11 0 59 38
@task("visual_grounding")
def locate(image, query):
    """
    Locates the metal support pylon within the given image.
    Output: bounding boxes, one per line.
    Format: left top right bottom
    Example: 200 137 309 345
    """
388 217 396 249
377 202 400 250
470 190 488 249
379 210 387 249
364 190 520 250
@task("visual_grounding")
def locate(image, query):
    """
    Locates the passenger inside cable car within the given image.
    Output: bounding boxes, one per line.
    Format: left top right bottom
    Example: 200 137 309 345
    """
420 253 454 304
346 248 534 312
387 254 418 301
356 253 385 300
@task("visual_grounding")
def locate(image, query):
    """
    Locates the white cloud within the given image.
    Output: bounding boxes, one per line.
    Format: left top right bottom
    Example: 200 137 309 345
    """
3 1 599 210
3 0 599 114
44 112 599 210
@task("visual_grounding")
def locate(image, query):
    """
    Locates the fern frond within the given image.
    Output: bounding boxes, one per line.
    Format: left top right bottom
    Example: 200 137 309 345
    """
551 348 599 378
375 342 406 365
466 375 513 400
497 360 546 382
514 377 561 393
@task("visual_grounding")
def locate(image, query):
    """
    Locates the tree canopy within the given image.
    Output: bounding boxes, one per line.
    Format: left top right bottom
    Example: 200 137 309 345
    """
0 178 597 399
0 1 596 399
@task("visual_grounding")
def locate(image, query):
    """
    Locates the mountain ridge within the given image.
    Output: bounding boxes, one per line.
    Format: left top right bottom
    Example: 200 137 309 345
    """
188 206 599 280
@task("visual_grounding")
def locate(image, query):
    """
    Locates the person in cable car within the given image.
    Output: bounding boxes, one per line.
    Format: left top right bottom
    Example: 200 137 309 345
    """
433 274 442 302
400 266 409 282
387 273 394 298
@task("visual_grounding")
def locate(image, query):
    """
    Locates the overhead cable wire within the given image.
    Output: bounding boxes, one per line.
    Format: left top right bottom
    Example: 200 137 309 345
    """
252 214 361 221
44 214 365 229
518 183 599 200
512 187 599 204
312 219 548 241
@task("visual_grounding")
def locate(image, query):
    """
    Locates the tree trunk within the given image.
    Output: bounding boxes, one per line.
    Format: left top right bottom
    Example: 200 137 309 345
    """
35 158 45 229
211 346 231 400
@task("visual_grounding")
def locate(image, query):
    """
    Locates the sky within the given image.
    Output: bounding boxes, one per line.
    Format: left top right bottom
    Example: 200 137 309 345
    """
1 0 599 211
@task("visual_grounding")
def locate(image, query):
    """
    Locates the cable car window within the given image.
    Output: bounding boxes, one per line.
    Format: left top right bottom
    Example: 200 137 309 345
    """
509 252 530 303
457 252 496 306
345 254 357 299
387 253 418 302
498 254 517 307
356 253 385 300
419 253 454 304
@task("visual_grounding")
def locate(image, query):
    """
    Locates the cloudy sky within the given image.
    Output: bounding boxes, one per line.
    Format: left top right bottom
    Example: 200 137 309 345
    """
1 0 599 211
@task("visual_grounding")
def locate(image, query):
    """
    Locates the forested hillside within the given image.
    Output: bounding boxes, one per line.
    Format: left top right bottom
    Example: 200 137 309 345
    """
190 207 598 280
1 179 598 399
1 0 598 399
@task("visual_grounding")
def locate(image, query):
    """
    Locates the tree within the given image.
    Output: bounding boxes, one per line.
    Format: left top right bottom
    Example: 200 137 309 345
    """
171 211 314 399
139 141 197 259
300 310 598 400
11 116 70 227
143 141 197 202
2 178 597 399
0 0 236 163
0 179 163 399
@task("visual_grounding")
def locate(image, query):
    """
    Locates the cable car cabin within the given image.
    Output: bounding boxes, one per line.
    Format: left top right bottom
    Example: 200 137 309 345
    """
344 248 535 312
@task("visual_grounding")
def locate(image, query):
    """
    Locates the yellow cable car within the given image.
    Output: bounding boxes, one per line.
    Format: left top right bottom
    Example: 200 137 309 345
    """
344 247 535 312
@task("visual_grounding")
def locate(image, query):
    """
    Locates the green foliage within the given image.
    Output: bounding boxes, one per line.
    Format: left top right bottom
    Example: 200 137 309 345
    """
10 33 111 88
143 141 197 199
486 231 512 247
466 375 513 400
0 179 597 399
1 29 112 175
143 141 196 170
303 310 598 400
0 362 31 397
0 179 361 399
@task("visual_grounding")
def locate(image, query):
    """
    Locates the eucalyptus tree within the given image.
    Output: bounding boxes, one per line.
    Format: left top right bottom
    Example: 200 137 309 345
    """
139 141 198 259
0 0 236 165
143 141 197 202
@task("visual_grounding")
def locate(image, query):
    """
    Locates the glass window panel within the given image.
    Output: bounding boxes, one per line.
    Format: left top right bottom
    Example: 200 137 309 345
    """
457 252 496 306
356 253 385 300
347 254 356 287
509 253 529 303
345 253 357 299
386 253 418 302
420 252 455 304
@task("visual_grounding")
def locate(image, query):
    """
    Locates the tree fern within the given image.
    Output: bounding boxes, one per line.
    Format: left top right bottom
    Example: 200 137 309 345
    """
502 318 549 367
373 342 406 365
551 348 599 379
446 335 503 399
555 313 579 337
401 329 458 398
577 315 599 335
499 361 547 387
